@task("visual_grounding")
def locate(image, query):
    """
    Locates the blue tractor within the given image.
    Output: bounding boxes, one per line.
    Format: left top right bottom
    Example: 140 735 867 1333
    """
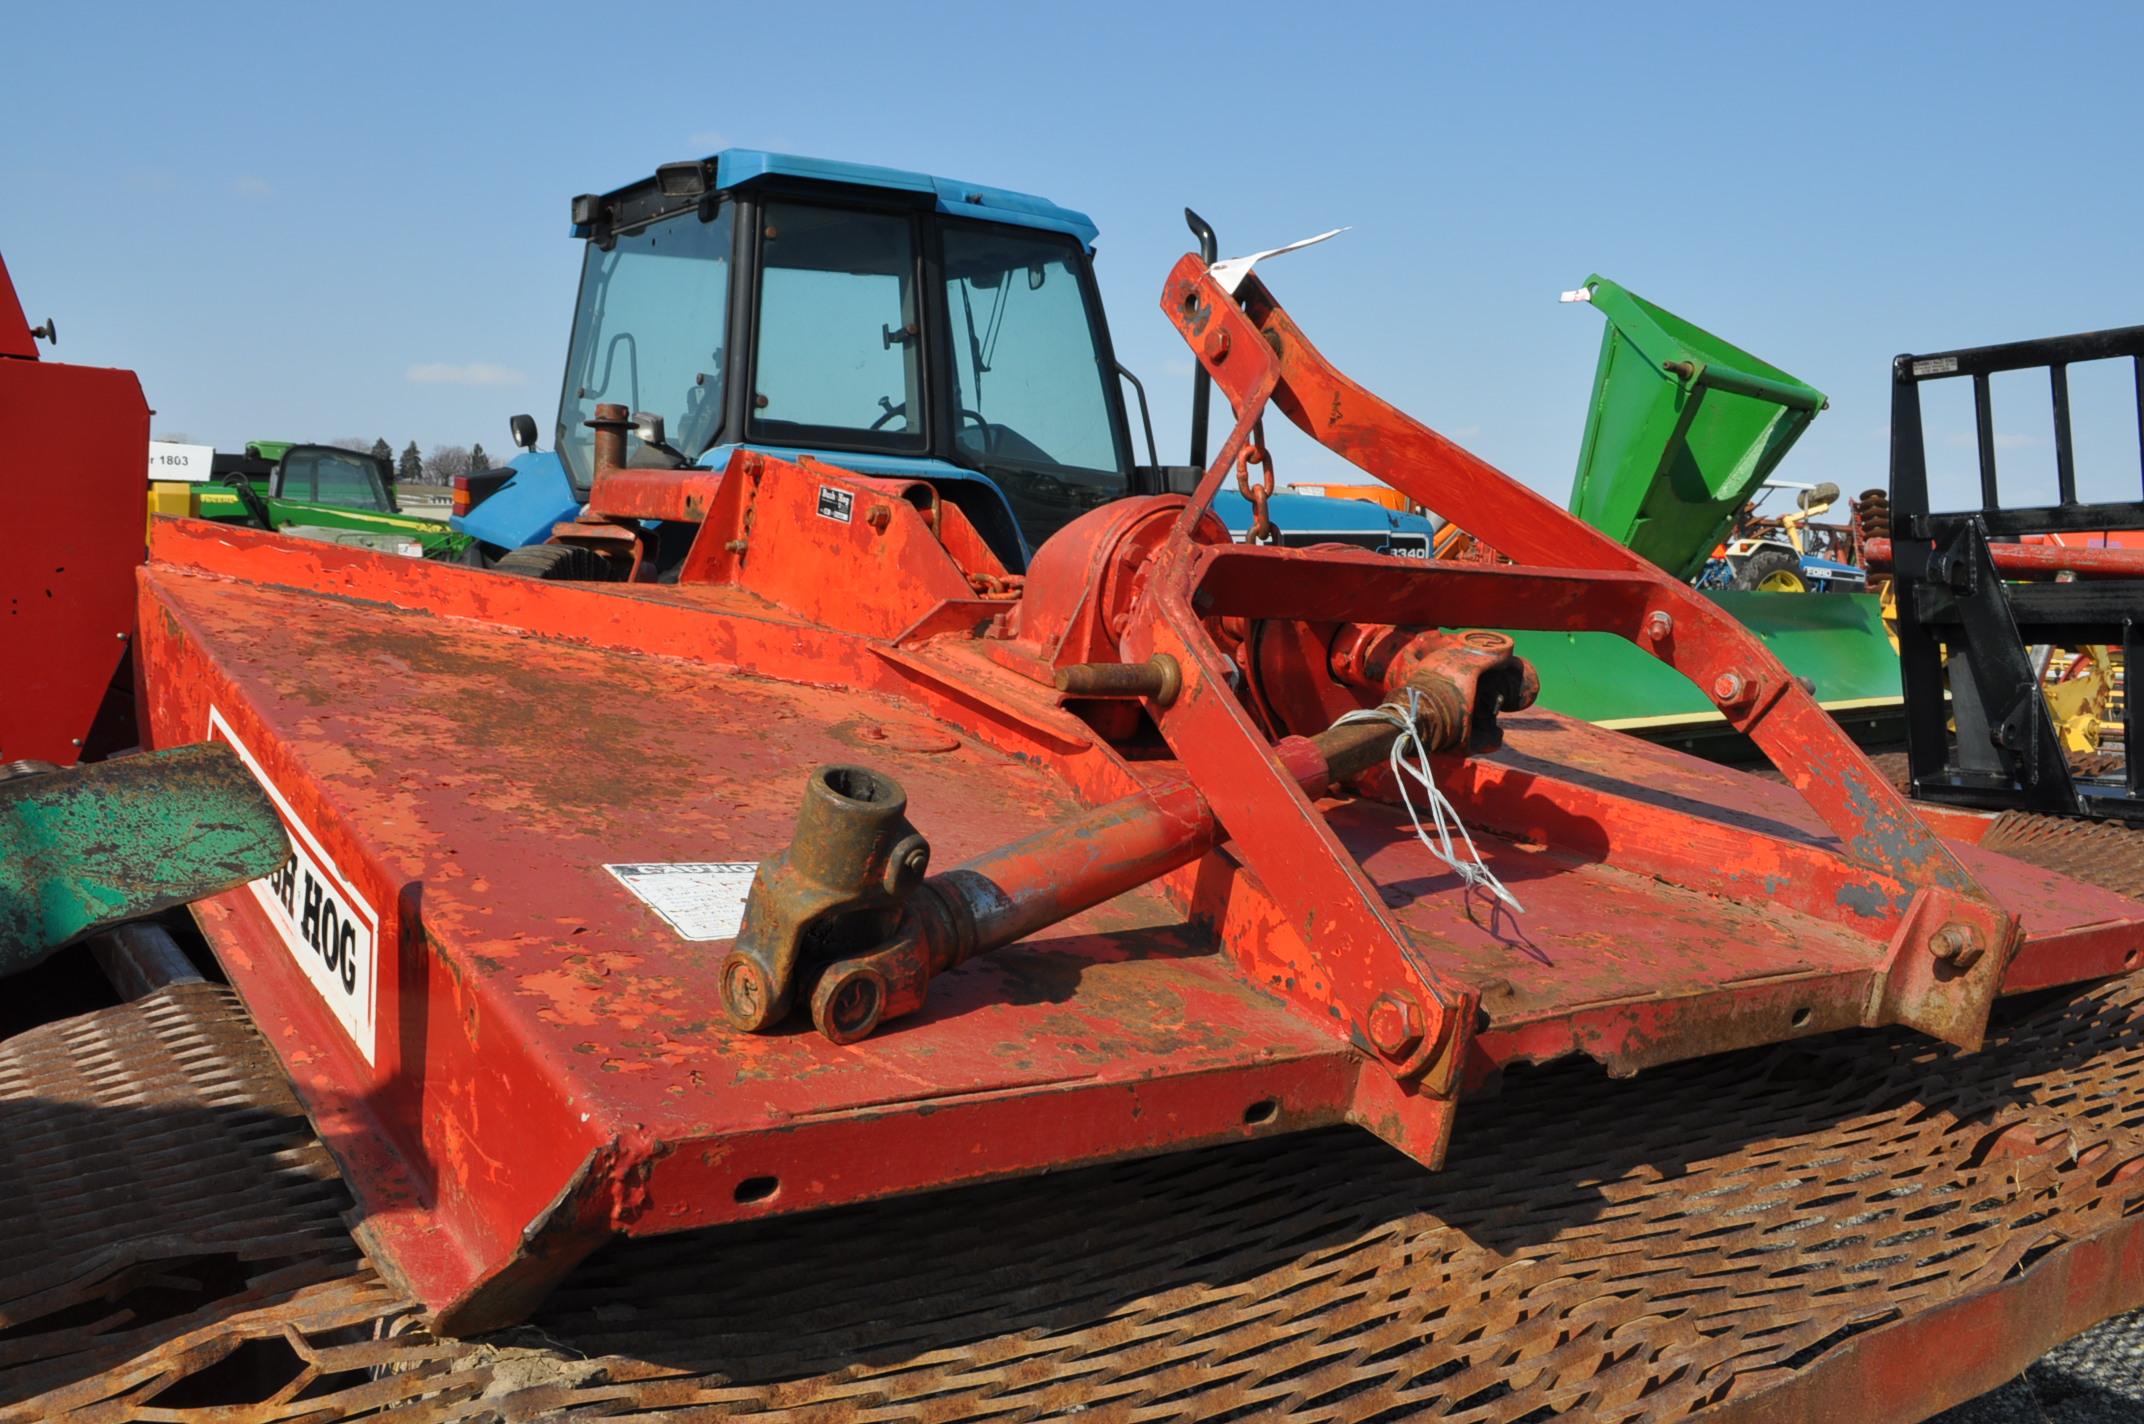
455 150 1428 571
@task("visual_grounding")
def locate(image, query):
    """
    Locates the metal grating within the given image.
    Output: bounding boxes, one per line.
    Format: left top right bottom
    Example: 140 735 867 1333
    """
1982 808 2144 898
4 961 2144 1422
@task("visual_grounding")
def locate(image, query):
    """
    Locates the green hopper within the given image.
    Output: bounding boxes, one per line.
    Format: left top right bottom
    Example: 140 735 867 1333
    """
1564 275 1827 583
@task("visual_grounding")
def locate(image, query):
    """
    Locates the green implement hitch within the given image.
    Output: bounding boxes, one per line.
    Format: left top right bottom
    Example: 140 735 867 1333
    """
1564 276 1827 582
0 745 288 976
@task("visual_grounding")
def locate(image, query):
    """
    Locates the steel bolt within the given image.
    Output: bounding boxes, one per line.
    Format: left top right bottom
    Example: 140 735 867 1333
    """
724 539 749 554
865 504 892 532
1642 611 1673 642
1366 992 1424 1059
1203 327 1232 364
1929 921 1985 970
1711 671 1753 707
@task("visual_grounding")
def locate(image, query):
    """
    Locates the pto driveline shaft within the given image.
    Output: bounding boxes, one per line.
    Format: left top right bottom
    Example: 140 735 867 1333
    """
804 718 1421 1042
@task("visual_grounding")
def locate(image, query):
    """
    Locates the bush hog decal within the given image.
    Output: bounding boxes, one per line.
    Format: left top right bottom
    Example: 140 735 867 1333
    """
208 706 379 1065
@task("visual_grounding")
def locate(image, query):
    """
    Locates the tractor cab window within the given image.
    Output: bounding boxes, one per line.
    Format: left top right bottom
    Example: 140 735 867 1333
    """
751 204 923 445
941 222 1127 550
558 204 734 487
279 447 392 512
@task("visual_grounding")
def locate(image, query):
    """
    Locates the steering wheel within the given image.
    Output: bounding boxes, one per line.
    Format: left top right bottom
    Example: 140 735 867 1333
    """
869 400 993 439
221 472 275 530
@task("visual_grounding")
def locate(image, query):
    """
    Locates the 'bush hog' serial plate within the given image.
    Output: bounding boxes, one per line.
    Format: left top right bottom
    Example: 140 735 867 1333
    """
140 254 2144 1331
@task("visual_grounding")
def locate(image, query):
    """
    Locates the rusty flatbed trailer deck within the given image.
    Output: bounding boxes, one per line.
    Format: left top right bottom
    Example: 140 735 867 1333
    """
5 907 2143 1423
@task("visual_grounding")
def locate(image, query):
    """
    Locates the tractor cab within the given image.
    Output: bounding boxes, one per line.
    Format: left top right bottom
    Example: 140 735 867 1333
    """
460 151 1161 570
211 441 399 514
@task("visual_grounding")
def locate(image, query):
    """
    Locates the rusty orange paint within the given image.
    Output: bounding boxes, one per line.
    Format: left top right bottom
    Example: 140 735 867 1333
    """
133 256 2144 1334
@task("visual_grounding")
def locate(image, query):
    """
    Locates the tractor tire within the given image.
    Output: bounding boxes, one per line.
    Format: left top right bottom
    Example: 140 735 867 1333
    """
492 543 622 581
1734 547 1806 593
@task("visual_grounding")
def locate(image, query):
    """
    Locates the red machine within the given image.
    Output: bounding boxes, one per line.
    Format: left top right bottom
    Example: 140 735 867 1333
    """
0 254 148 765
136 254 2144 1332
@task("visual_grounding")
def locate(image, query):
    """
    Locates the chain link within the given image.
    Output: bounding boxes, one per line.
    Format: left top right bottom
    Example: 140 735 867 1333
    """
1233 420 1280 544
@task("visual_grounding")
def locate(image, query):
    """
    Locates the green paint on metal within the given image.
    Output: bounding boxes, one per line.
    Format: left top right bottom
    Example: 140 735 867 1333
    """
1566 276 1827 582
1510 590 1899 726
0 744 288 975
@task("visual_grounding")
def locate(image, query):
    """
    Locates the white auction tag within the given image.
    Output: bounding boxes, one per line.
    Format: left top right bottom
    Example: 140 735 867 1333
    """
1208 228 1349 294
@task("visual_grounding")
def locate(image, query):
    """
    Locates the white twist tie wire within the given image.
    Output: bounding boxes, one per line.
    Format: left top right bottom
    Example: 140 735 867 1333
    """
1332 686 1524 914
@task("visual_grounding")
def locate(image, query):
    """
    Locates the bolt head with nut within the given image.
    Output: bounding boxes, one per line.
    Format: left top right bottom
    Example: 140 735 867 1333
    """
1711 671 1752 706
1366 992 1425 1059
1928 921 1985 970
1642 611 1673 642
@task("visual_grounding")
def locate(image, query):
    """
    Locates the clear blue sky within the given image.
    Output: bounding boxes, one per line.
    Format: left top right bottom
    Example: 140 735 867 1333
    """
7 2 2140 508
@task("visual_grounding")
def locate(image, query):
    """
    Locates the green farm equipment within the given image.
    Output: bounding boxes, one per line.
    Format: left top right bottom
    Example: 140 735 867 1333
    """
166 441 475 560
0 747 286 978
1563 275 1828 583
1497 277 1902 755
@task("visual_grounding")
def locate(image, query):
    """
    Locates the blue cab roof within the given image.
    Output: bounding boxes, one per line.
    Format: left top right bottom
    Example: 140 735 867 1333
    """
590 148 1100 249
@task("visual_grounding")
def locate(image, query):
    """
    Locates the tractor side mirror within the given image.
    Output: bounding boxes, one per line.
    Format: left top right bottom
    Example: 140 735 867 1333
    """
509 414 539 451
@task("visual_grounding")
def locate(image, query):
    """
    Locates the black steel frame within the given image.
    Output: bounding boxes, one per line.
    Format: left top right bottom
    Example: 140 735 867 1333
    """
1891 322 2144 819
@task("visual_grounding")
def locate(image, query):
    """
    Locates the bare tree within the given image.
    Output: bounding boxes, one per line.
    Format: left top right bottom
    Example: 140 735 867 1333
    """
425 445 473 482
327 436 376 453
153 431 196 443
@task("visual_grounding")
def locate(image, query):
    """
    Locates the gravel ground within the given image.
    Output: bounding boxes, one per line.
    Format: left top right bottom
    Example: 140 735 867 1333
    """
1933 1308 2144 1423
